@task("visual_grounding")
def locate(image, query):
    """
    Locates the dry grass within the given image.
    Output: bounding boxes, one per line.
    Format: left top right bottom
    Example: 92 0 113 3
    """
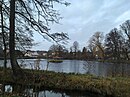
0 68 130 97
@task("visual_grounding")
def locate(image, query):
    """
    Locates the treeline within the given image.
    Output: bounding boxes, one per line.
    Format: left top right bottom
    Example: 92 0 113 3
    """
47 42 89 60
88 20 130 61
48 20 130 61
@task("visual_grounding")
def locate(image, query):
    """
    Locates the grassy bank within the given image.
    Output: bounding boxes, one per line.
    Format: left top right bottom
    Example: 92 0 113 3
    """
0 68 130 97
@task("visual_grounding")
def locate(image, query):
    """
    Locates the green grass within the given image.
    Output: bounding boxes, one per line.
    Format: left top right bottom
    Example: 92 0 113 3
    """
0 68 130 97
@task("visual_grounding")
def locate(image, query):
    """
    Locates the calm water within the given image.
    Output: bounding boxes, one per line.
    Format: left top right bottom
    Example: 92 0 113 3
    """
0 59 130 77
4 85 104 97
1 59 130 97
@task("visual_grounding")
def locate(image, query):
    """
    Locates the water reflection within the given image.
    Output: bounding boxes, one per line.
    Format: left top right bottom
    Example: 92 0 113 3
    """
5 85 12 93
0 59 130 77
83 61 130 77
1 85 104 97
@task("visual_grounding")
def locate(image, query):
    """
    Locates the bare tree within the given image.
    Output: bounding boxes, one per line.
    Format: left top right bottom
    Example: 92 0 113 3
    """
0 0 34 71
120 20 130 60
120 20 130 42
0 0 7 69
88 32 104 60
8 0 70 78
49 44 66 57
105 28 124 60
72 41 79 58
9 0 23 78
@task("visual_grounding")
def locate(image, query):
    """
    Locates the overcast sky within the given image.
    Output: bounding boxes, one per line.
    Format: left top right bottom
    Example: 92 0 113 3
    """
31 0 130 51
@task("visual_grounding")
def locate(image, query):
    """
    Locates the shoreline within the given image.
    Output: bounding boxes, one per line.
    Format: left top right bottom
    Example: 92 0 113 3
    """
0 68 130 97
1 57 130 64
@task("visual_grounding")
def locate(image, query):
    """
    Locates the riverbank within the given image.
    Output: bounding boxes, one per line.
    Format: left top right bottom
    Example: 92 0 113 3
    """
0 68 130 97
98 59 130 64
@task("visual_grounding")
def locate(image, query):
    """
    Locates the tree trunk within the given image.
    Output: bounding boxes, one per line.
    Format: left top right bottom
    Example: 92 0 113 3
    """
9 0 24 79
123 48 129 60
97 44 105 61
1 1 7 69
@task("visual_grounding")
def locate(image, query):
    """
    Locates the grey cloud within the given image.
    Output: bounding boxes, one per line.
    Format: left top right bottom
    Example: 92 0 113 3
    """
33 0 130 50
